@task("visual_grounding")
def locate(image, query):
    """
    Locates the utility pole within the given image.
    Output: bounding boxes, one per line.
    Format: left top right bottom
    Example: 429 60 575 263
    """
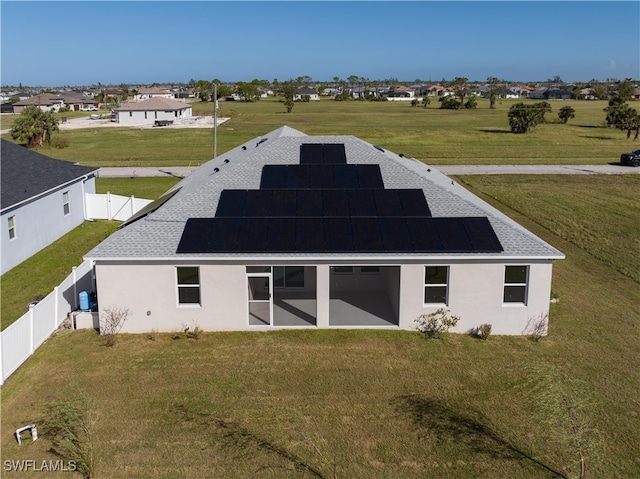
213 82 218 159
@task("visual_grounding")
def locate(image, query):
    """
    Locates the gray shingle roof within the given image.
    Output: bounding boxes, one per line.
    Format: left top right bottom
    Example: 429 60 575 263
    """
1 140 98 210
86 126 564 260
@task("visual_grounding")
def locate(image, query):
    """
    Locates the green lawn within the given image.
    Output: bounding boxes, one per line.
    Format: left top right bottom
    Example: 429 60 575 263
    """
1 176 638 478
2 98 635 167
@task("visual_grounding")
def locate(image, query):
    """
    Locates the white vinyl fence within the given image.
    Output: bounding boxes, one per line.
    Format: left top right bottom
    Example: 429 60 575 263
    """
85 192 152 221
0 259 94 385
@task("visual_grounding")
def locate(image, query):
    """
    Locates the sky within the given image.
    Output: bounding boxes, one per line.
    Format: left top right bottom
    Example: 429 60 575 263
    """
1 1 638 87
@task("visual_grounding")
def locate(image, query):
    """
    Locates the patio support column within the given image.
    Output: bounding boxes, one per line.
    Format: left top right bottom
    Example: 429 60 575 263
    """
316 265 330 328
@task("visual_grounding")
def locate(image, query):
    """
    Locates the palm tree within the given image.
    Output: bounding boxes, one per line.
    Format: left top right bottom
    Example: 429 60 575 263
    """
10 106 59 148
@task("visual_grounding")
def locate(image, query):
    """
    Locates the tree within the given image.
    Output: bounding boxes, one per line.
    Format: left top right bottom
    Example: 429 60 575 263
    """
536 101 552 123
558 106 576 124
282 81 296 113
195 79 212 101
508 103 545 134
616 79 635 102
450 77 469 110
439 95 462 110
487 76 500 109
464 95 478 109
589 82 608 100
606 103 640 140
10 106 59 148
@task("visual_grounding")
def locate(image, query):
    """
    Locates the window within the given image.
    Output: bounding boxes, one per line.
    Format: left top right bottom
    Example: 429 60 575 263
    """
7 216 16 240
504 266 528 304
177 267 200 305
62 191 70 215
360 266 380 274
129 112 132 117
424 266 448 304
274 266 304 288
332 266 353 274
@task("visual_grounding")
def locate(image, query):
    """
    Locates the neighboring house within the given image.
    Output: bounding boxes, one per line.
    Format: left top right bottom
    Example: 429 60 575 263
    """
295 87 320 101
12 93 65 113
134 87 174 101
112 97 193 125
59 92 99 111
1 140 98 274
86 126 564 335
386 85 416 100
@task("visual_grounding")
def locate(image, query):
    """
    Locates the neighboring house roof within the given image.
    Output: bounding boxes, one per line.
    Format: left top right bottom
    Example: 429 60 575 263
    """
0 140 97 211
137 87 172 95
114 97 190 112
86 126 563 261
298 86 318 95
12 93 63 107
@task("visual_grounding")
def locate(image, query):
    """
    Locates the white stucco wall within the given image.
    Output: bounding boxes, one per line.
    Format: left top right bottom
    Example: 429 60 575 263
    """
398 260 555 335
1 177 95 274
95 263 248 333
115 106 193 125
94 259 556 335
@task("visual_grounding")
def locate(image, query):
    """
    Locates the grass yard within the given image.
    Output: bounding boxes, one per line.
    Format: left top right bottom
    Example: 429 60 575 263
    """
1 176 639 478
2 98 636 167
0 178 180 330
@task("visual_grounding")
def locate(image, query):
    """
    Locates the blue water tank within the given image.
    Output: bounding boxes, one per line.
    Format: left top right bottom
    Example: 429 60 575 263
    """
79 291 90 311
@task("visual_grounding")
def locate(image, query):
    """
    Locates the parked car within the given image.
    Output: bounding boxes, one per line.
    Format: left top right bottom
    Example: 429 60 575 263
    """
620 149 640 167
153 120 173 127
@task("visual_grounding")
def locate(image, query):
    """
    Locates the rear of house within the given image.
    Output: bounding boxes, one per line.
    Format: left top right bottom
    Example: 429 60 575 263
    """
86 126 563 335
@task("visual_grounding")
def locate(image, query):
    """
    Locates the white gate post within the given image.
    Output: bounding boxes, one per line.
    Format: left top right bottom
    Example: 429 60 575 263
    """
54 286 60 328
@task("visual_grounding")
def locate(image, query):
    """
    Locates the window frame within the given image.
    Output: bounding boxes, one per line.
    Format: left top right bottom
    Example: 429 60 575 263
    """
176 266 201 307
7 215 16 240
332 266 354 275
360 266 381 274
273 266 305 289
503 265 529 305
424 265 449 305
62 191 70 216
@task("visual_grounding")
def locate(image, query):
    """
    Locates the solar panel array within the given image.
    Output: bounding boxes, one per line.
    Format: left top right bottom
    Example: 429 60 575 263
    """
177 216 502 253
176 142 504 255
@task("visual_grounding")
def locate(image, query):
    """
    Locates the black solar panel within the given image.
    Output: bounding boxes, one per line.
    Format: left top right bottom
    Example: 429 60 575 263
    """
357 164 385 188
260 165 285 189
462 217 503 252
324 217 353 252
334 164 359 188
296 217 324 252
300 144 324 164
351 218 384 251
379 218 413 252
296 189 323 217
323 190 349 217
237 218 270 252
244 190 272 216
299 143 347 164
176 218 215 253
406 217 444 252
434 218 473 252
374 189 403 217
207 217 241 252
267 217 297 252
348 189 376 216
398 189 431 217
270 189 297 216
323 143 347 163
216 190 247 217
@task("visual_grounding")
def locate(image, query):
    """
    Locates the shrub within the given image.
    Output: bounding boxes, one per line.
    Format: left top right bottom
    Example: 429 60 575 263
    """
184 325 202 340
100 306 129 347
523 312 548 341
414 308 460 339
42 394 96 479
478 323 492 340
51 137 69 149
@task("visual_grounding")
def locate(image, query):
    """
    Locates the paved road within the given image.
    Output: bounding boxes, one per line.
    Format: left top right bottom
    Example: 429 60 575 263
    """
96 164 639 178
